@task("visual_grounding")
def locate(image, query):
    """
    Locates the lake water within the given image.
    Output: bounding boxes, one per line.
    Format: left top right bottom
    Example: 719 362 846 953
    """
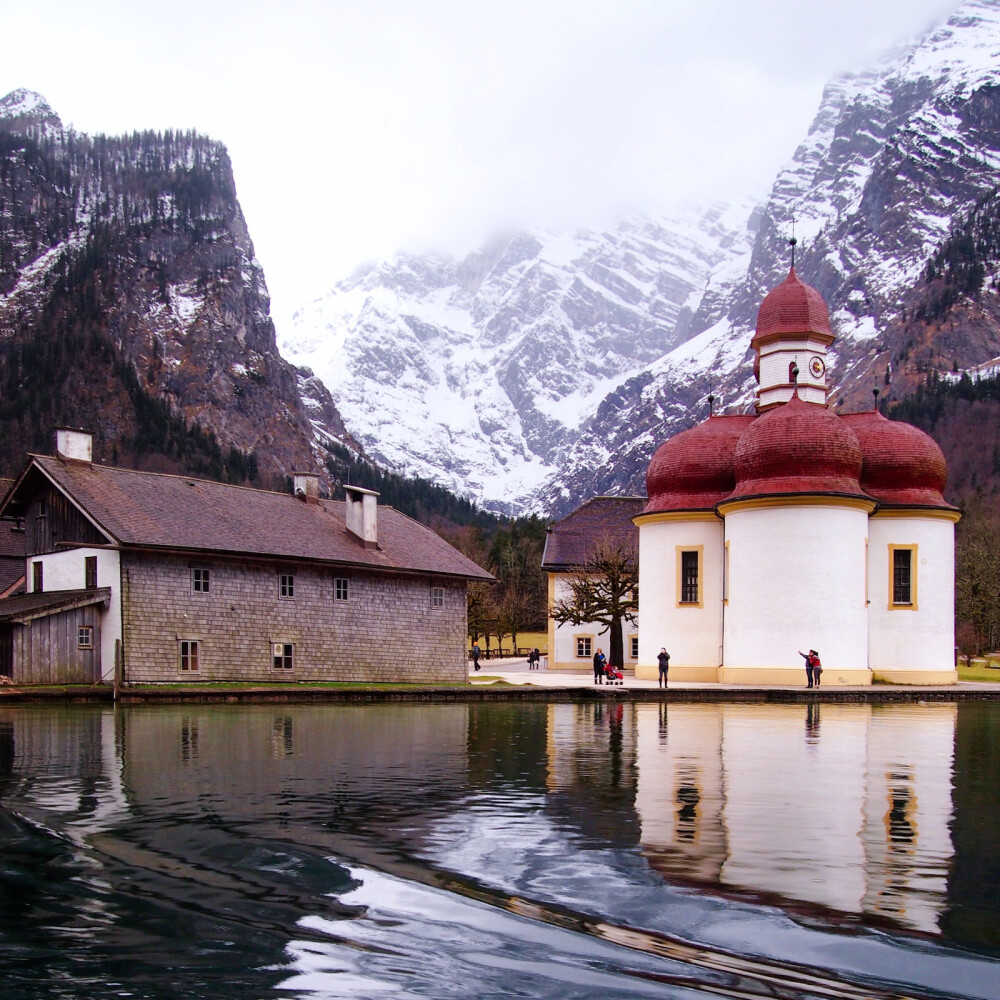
1 699 998 999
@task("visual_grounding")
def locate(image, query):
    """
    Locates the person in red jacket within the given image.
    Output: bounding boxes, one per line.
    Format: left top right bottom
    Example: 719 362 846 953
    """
798 649 821 688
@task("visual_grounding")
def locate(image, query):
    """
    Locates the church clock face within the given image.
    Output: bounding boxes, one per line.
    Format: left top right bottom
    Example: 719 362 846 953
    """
809 356 825 379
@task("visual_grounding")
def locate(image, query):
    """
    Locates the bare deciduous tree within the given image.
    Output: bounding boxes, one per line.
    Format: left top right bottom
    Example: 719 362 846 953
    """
550 535 638 669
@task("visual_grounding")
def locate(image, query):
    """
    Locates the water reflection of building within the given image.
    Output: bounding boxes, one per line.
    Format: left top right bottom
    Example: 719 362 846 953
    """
544 702 642 846
632 703 957 933
119 704 472 830
634 704 727 883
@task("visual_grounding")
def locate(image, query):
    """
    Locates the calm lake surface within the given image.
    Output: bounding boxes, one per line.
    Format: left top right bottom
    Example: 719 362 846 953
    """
1 700 998 999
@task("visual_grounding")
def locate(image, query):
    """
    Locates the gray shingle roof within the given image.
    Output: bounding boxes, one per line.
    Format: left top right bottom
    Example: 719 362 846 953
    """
14 457 493 582
541 496 645 571
0 588 111 624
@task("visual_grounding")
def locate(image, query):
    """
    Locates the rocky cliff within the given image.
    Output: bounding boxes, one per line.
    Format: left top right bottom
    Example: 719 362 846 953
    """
0 88 355 486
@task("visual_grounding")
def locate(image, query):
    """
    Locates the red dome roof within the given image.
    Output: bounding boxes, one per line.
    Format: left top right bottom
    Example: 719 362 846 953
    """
752 267 833 349
728 394 866 501
840 410 953 509
645 415 755 514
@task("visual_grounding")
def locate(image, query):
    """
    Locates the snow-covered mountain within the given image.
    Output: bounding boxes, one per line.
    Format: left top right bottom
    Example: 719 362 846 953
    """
287 0 1000 515
282 206 757 512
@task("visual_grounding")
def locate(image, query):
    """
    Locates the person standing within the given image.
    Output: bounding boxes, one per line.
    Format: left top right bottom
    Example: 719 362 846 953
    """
810 650 822 687
798 649 815 688
472 642 481 671
593 647 606 684
657 648 670 688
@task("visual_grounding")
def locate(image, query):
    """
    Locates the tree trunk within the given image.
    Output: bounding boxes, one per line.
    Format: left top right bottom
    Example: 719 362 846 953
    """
609 617 624 669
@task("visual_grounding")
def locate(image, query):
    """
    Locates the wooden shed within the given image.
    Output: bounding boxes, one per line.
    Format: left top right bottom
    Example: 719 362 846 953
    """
0 589 110 685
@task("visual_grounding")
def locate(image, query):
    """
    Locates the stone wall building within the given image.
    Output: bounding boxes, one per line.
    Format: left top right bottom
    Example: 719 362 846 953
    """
0 430 491 685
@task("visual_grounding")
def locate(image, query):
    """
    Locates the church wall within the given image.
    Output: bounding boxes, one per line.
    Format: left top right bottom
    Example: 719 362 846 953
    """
636 516 724 681
867 515 957 682
722 504 870 683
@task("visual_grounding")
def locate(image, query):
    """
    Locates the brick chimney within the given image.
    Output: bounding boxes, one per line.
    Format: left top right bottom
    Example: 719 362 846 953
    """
344 485 378 549
292 472 320 504
55 427 93 464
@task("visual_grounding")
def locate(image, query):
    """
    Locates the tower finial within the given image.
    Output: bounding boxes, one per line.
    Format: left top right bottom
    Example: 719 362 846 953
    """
707 392 715 417
873 386 880 413
789 216 797 269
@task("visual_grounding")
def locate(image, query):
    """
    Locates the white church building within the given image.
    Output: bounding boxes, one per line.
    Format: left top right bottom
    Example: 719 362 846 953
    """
633 266 960 686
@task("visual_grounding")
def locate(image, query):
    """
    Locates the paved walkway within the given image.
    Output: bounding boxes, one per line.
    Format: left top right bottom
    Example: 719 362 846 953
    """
471 657 666 689
468 657 1000 693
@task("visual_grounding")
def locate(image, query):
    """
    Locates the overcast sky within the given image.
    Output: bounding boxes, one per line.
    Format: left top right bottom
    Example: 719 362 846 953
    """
1 0 959 330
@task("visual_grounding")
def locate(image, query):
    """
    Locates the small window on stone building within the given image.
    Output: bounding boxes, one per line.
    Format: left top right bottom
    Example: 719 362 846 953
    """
78 626 94 649
273 642 294 671
32 562 42 593
85 556 97 589
279 573 295 599
334 577 349 602
431 586 444 609
192 568 210 593
576 635 592 658
179 640 200 672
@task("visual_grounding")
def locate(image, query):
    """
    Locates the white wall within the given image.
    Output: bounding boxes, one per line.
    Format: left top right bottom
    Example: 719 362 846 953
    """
549 573 637 668
551 574 606 667
638 517 724 669
867 516 956 674
724 504 869 671
29 548 121 681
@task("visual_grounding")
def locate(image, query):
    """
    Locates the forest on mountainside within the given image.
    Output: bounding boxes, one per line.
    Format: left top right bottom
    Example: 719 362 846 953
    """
0 223 260 484
916 186 1000 324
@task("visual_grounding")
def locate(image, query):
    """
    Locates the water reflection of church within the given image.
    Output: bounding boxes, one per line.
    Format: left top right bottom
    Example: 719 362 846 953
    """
629 703 956 933
543 701 960 933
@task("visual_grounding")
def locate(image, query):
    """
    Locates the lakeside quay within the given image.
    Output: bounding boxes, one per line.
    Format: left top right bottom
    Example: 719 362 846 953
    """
1 657 998 704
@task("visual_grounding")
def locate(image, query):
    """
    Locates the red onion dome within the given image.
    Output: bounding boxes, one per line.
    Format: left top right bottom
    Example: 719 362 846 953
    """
727 393 866 501
751 267 833 350
840 410 954 509
644 415 755 514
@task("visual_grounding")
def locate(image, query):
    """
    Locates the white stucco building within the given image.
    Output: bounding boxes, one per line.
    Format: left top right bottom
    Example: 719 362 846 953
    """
633 267 959 685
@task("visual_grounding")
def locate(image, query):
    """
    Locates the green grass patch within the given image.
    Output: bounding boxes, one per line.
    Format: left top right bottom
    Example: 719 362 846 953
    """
958 660 1000 683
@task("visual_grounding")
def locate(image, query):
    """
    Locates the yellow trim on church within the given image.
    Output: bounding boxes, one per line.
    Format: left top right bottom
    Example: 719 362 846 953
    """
716 494 876 517
632 510 721 526
870 507 961 522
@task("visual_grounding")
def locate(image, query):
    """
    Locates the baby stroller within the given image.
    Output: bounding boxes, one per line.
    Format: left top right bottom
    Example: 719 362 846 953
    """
604 662 624 686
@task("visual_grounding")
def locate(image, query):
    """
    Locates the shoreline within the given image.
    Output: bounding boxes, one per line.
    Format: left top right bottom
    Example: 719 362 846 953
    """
1 660 998 706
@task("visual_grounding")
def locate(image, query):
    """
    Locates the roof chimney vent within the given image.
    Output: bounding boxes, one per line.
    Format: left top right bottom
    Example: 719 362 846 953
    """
292 472 320 503
55 427 93 465
344 485 378 549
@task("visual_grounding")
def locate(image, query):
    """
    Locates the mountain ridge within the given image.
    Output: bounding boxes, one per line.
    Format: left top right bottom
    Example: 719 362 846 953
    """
281 0 1000 517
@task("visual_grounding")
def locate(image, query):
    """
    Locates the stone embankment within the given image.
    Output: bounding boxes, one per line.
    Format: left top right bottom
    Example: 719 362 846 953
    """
1 657 998 704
